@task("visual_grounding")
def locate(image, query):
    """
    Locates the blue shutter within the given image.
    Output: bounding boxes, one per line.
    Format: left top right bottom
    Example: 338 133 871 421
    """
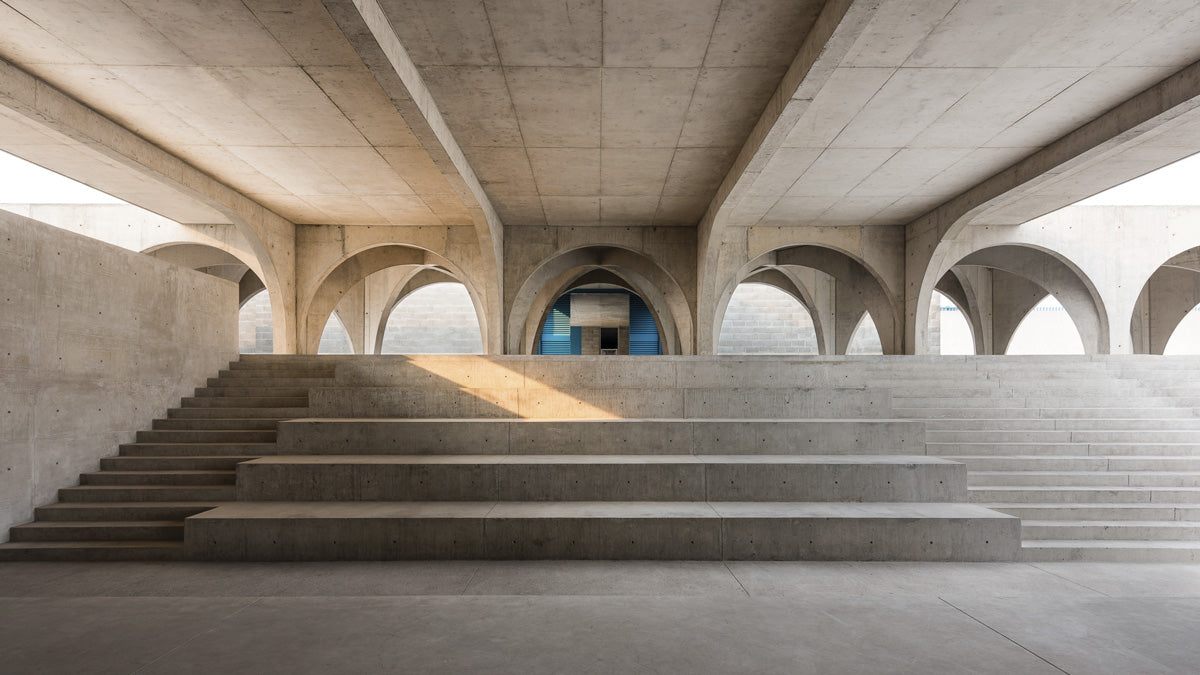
628 294 660 355
539 295 573 355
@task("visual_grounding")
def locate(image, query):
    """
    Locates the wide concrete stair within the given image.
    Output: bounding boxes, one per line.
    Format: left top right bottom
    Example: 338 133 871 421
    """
894 356 1200 562
0 356 336 561
184 356 1018 561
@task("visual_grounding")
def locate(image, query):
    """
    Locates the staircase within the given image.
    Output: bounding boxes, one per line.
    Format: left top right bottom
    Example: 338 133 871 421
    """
0 357 334 561
893 357 1200 562
7 354 1200 562
182 356 1017 562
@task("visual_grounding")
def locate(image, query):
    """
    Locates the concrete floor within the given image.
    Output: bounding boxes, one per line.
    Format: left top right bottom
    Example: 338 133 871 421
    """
3 561 1200 674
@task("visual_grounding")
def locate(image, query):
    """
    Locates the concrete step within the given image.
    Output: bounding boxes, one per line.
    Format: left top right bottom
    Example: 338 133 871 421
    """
136 429 276 443
119 443 275 457
971 471 1200 488
236 455 965 503
0 541 185 562
924 419 1058 431
928 430 1072 443
898 407 1200 419
1020 540 1200 562
193 386 311 397
985 503 1200 521
207 377 334 388
928 443 1087 456
34 502 220 522
167 407 309 419
930 442 1200 456
151 418 281 431
945 456 1109 471
184 501 1019 561
180 396 308 408
276 418 925 456
969 471 1131 487
58 485 237 502
897 396 1200 408
930 430 1200 443
1022 520 1200 541
80 470 236 486
926 418 1200 431
970 486 1200 503
8 521 183 542
101 456 256 471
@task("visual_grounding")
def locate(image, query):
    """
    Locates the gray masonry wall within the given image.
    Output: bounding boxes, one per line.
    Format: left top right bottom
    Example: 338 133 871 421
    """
0 211 237 541
380 283 483 355
718 284 819 354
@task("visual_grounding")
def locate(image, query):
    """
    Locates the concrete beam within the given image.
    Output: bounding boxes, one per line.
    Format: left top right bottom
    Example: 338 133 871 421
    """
695 0 878 354
321 0 504 354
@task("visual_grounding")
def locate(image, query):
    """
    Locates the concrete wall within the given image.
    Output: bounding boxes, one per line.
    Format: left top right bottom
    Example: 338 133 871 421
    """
0 211 237 541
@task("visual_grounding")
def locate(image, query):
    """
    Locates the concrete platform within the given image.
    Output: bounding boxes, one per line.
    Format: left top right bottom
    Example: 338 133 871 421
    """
235 455 966 502
183 501 1018 562
275 418 925 455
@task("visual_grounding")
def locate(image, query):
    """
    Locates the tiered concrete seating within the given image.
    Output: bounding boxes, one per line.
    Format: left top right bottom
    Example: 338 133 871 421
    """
183 356 1018 561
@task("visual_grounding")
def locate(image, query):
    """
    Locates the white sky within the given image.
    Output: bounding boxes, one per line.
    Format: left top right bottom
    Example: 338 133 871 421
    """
1078 151 1200 205
0 151 122 203
0 146 1197 207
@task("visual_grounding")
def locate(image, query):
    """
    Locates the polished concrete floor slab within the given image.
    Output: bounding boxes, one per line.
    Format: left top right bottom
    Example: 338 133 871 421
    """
2 561 1199 674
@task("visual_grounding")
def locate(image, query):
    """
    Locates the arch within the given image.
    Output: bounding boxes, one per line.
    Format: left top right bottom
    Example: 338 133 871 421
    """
1005 295 1085 355
717 282 820 355
845 312 883 355
527 269 672 356
916 242 1109 354
1130 247 1200 354
713 245 899 355
317 312 355 355
299 244 487 355
507 246 693 355
379 281 483 355
141 241 269 307
927 290 975 356
1164 304 1200 354
373 268 463 354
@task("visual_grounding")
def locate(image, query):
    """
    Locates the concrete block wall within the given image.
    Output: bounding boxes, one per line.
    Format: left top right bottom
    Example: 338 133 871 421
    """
380 283 483 355
717 284 819 354
0 211 238 541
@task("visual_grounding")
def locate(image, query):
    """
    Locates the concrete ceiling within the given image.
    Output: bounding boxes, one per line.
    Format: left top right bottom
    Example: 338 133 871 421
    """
377 0 823 227
732 0 1200 229
0 0 467 227
0 0 1199 232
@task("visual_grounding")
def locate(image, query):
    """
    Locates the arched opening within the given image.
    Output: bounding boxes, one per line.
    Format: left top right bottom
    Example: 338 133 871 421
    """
238 289 273 354
510 246 689 355
717 283 818 355
380 282 483 354
845 313 883 355
536 284 662 355
318 313 354 355
927 291 974 355
1164 305 1200 354
1005 295 1085 355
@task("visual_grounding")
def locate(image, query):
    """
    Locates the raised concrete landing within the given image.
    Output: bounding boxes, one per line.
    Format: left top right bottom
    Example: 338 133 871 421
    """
236 455 965 502
276 418 926 455
184 501 1017 562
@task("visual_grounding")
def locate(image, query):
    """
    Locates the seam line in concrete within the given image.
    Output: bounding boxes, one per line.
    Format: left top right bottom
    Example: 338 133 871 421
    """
939 596 1070 675
1025 563 1110 598
723 562 751 597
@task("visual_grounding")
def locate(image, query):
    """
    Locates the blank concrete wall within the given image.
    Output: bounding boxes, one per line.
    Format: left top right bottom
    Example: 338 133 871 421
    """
0 211 237 541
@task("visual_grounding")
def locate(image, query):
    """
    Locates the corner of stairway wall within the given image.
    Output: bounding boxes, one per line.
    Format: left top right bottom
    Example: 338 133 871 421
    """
0 213 240 543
